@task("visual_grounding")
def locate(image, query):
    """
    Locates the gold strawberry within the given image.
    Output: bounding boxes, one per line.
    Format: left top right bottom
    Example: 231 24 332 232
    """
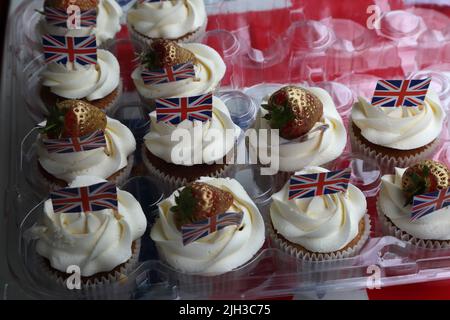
41 100 106 139
44 0 98 11
262 86 323 140
171 182 234 230
402 160 450 205
140 39 197 70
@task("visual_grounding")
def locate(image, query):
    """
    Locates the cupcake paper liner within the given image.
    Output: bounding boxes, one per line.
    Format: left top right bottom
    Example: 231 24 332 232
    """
38 81 123 118
268 214 371 262
103 80 123 115
137 93 157 113
35 166 68 191
111 154 135 187
377 198 450 249
35 239 141 299
141 145 232 191
37 154 135 191
156 246 266 298
128 18 207 50
349 122 441 173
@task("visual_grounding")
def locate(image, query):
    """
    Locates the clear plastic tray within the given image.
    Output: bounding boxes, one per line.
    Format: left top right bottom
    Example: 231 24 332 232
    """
5 0 450 299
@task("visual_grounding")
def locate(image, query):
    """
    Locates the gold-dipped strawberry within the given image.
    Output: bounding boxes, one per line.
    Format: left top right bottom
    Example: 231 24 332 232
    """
262 86 323 140
402 160 450 205
140 39 197 70
41 100 107 139
171 182 234 230
44 0 98 11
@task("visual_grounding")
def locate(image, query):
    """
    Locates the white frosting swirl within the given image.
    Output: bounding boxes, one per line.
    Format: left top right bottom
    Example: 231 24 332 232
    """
270 166 367 253
250 87 347 172
380 168 450 240
41 49 120 101
144 96 240 165
132 43 226 99
352 90 445 150
96 0 123 44
27 176 147 277
39 0 123 45
127 0 206 39
37 117 136 183
150 177 265 275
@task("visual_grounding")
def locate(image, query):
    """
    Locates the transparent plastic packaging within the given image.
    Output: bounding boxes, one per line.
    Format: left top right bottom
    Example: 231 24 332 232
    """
408 66 450 112
5 0 450 300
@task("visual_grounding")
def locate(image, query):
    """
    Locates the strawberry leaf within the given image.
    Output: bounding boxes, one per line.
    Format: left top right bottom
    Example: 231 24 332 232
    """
403 170 429 205
171 186 196 222
261 104 271 111
39 107 66 139
266 104 294 129
140 50 161 70
423 165 430 177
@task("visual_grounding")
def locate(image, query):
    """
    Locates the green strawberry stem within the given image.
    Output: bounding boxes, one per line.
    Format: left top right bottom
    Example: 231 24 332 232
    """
403 166 431 206
140 50 160 70
263 101 294 129
171 186 196 223
39 107 67 139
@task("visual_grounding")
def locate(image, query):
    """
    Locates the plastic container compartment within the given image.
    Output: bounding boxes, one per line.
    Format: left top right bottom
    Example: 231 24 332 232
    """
6 0 450 300
411 7 450 70
212 0 293 87
201 29 240 88
408 66 450 112
376 10 427 74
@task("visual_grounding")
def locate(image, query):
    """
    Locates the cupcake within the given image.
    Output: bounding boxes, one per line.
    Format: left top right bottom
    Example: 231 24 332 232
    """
378 160 450 248
350 89 445 173
40 35 122 113
39 0 123 46
131 39 225 108
268 166 370 261
36 100 136 189
249 86 347 183
150 177 265 276
26 175 147 289
142 95 240 189
127 0 207 47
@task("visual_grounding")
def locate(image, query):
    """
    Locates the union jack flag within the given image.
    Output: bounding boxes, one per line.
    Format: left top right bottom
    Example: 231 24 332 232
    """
288 169 351 200
50 182 118 214
181 211 243 246
42 130 106 154
42 34 97 65
411 187 450 221
156 93 213 125
141 63 195 85
371 78 431 107
44 6 97 28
